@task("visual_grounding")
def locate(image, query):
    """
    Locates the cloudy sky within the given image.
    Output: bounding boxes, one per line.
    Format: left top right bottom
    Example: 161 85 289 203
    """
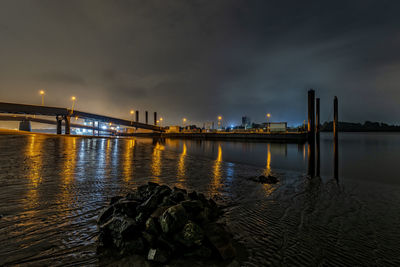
0 0 399 126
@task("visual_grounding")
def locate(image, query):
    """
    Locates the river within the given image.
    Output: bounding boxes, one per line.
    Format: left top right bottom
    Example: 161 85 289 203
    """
0 132 399 266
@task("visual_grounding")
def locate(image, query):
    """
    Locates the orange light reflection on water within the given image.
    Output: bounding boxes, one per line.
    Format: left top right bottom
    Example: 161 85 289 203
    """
123 139 135 183
175 142 187 187
263 143 277 196
210 144 223 194
151 142 164 182
24 135 43 210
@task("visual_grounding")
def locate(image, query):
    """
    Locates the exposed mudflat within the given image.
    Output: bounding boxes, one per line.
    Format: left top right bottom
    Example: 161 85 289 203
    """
0 134 399 266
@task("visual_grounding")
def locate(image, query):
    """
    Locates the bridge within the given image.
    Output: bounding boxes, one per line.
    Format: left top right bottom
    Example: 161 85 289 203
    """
0 102 163 134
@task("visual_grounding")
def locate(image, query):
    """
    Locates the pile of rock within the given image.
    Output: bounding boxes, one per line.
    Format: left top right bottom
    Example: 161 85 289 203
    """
97 182 236 264
250 174 279 184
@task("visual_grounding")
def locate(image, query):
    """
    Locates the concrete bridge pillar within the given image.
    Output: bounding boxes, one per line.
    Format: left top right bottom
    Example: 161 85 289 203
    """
19 119 31 132
64 115 71 135
56 115 63 134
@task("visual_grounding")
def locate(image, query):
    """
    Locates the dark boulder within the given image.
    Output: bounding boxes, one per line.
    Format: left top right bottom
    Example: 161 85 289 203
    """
122 237 146 255
169 191 186 203
177 220 204 247
125 190 142 202
147 248 169 263
181 200 204 213
97 205 115 225
110 195 124 205
145 217 159 235
159 204 188 234
114 200 140 218
97 182 236 264
188 191 198 200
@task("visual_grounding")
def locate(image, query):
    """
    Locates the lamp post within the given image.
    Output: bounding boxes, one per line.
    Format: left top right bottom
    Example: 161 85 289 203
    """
159 117 163 126
71 96 76 113
266 113 271 132
218 116 222 130
183 118 187 128
130 110 134 125
39 90 45 106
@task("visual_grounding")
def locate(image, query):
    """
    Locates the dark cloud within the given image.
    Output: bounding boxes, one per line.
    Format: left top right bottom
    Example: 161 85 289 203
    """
37 72 86 85
0 0 400 126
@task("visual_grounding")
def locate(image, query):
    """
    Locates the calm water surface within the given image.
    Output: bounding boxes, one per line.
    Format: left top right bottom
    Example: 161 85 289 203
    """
0 132 399 266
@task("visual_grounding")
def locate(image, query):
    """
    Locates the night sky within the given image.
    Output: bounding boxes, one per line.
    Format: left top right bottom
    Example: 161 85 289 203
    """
1 0 399 126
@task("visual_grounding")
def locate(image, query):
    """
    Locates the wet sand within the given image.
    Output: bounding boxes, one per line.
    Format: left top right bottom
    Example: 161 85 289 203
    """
0 134 399 266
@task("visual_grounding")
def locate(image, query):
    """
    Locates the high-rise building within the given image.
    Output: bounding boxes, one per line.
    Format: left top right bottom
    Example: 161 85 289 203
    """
241 116 251 129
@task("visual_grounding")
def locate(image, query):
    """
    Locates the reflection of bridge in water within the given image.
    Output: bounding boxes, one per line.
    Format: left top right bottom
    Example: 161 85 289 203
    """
0 102 163 135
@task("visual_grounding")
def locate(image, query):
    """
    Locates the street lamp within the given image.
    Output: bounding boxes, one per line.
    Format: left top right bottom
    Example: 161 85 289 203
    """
159 117 163 126
39 90 45 106
71 96 76 113
130 110 135 125
183 118 187 127
218 116 222 130
266 113 271 132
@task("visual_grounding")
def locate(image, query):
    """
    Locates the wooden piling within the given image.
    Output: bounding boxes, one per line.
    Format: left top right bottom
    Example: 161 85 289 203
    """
145 111 148 124
64 115 71 135
308 90 315 137
307 89 315 177
56 115 62 134
154 112 157 125
316 98 320 177
334 96 339 180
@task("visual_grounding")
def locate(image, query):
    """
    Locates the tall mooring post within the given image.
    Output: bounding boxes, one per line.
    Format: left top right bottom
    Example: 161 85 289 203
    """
135 110 139 123
64 115 71 135
154 112 157 125
316 98 321 177
145 111 148 124
308 89 315 137
307 89 316 177
334 96 339 180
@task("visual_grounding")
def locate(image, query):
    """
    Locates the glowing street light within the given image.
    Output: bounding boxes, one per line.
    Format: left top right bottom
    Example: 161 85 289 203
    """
217 116 222 130
130 110 135 125
39 90 45 106
159 117 163 126
71 96 76 113
266 113 271 132
182 118 187 127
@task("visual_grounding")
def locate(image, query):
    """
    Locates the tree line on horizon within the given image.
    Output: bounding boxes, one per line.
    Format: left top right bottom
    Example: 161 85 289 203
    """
320 121 400 132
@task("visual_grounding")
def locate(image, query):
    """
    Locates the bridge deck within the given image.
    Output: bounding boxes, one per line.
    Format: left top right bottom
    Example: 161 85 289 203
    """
0 102 163 132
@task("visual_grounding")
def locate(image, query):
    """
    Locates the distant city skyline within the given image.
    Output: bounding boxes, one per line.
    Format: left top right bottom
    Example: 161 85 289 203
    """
1 1 400 126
